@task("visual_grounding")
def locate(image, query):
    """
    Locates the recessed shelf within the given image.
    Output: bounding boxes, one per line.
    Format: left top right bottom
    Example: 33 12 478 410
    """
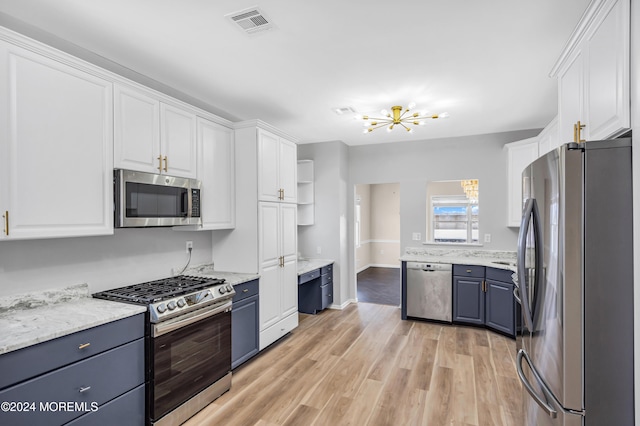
297 160 314 226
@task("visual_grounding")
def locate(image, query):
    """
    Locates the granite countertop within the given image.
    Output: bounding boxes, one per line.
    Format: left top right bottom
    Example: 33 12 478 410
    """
298 258 334 275
399 248 517 272
0 284 146 355
185 264 260 285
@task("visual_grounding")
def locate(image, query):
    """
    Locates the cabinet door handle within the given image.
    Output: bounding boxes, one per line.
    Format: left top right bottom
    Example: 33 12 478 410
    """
79 386 91 393
2 211 8 236
466 269 472 273
157 155 163 171
163 156 168 172
574 121 585 143
243 289 249 293
78 342 91 350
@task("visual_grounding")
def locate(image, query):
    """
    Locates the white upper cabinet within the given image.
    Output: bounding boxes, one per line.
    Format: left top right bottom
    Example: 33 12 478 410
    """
114 83 197 178
257 129 297 203
552 0 630 143
0 40 114 240
195 117 235 230
537 117 559 157
505 138 538 227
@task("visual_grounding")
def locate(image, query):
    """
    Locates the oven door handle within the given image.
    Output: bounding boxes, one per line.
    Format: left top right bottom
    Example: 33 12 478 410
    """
152 300 232 337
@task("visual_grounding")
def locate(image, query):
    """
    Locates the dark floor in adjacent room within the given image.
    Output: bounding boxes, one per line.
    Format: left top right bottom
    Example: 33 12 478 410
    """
356 267 401 306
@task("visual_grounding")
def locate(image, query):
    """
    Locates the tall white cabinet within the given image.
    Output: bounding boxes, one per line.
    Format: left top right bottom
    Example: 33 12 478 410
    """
0 38 114 240
213 121 298 350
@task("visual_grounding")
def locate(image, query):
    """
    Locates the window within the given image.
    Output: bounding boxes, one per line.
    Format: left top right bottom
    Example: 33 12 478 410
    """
431 196 478 243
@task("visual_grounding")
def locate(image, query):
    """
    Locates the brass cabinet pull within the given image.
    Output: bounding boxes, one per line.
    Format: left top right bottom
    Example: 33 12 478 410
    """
163 156 168 172
3 211 7 236
574 121 585 143
466 269 472 273
281 188 284 200
78 342 91 350
157 155 163 171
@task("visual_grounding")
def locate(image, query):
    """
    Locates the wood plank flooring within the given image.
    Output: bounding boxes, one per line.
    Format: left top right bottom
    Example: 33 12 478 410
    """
185 303 522 426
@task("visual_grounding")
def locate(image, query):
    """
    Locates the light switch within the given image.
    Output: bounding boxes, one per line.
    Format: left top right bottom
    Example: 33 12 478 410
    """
484 234 491 243
412 232 421 241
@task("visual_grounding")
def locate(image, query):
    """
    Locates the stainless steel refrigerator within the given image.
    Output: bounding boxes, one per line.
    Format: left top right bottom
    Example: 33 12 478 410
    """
515 138 634 426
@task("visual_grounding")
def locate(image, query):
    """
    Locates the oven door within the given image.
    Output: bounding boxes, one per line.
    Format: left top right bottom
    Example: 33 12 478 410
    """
150 301 231 422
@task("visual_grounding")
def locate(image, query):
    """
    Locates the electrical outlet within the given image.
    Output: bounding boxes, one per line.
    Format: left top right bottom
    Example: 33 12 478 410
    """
186 241 193 253
484 234 491 243
317 246 322 254
412 232 421 241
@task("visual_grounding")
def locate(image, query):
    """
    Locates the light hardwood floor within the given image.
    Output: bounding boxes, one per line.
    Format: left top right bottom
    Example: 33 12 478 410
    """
185 303 522 426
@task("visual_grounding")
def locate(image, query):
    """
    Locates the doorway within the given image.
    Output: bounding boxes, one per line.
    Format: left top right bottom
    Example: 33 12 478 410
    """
355 183 401 306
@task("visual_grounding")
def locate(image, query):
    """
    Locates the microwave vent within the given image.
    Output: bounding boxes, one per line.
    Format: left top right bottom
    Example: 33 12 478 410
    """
226 7 274 35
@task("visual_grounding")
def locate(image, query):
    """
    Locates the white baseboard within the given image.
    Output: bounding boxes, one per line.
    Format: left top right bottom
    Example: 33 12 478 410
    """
328 299 357 310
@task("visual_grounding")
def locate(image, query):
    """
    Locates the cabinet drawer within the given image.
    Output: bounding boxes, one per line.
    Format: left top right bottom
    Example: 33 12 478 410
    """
298 269 321 285
321 273 333 285
0 338 144 425
321 264 333 275
453 264 485 278
232 279 259 303
321 283 333 309
66 383 145 426
486 267 515 283
0 313 145 390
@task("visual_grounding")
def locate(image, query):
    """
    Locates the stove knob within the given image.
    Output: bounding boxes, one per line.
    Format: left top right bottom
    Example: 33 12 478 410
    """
177 299 186 308
157 303 167 314
167 301 176 310
226 285 233 292
218 287 226 295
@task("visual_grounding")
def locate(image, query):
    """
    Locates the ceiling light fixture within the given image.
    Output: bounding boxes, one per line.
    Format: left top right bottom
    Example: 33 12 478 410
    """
461 179 479 203
355 103 449 133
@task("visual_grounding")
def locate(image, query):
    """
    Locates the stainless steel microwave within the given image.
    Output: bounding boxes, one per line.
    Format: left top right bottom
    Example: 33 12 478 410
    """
114 169 201 228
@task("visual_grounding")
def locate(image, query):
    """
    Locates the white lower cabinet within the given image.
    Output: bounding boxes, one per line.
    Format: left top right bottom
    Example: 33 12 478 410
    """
258 202 298 350
0 40 114 240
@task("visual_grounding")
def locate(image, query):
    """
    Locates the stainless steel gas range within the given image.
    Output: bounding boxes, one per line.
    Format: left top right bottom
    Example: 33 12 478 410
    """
93 275 235 425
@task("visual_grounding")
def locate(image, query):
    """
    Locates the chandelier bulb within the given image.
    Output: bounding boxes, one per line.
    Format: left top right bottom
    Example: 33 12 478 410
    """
407 102 416 110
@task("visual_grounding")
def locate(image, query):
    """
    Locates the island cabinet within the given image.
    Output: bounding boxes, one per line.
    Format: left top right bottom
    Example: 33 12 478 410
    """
453 265 517 337
0 38 114 240
0 313 145 426
298 264 333 315
231 279 260 369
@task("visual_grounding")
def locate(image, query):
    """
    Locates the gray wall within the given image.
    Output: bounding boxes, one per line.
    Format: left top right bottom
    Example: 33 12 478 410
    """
299 129 540 305
297 141 350 307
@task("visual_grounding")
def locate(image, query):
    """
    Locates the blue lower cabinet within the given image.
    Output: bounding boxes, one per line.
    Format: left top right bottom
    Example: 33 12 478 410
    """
0 314 145 426
298 264 333 314
232 279 259 369
453 265 516 338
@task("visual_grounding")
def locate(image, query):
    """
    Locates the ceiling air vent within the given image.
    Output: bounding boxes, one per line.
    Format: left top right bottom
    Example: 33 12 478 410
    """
226 7 274 35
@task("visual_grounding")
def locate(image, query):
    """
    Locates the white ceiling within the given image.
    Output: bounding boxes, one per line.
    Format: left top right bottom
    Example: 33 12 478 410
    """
0 0 590 146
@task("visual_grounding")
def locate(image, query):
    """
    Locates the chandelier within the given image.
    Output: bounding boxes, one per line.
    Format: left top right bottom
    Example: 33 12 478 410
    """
461 179 479 203
356 103 449 133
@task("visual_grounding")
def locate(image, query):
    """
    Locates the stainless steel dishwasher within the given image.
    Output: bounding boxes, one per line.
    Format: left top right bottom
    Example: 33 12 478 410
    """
406 262 452 322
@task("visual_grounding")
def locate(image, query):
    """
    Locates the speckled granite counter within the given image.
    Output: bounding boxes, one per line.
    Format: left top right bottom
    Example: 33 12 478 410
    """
400 248 517 272
0 284 146 355
298 258 334 275
185 264 260 285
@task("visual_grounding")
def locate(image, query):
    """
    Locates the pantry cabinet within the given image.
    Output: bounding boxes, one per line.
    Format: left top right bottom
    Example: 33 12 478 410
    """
258 129 297 203
552 0 630 143
258 202 298 349
0 39 114 240
114 83 197 179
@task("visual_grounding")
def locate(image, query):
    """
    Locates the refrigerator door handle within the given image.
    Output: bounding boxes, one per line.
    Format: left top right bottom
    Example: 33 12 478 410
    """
517 199 536 332
513 286 522 304
517 349 586 418
517 349 558 419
